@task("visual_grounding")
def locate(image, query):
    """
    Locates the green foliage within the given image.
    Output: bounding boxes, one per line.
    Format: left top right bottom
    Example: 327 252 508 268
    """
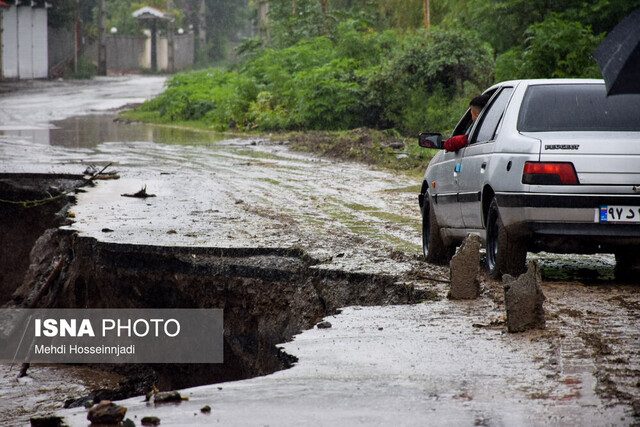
140 69 258 130
495 14 603 80
63 56 97 80
366 28 493 133
292 58 365 130
140 23 495 135
48 0 77 29
137 0 637 137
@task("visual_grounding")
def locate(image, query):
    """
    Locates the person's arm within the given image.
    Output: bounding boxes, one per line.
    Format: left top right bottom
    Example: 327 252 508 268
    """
443 134 468 152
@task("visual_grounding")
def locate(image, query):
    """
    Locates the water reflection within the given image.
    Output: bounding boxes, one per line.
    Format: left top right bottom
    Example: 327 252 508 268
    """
0 114 228 148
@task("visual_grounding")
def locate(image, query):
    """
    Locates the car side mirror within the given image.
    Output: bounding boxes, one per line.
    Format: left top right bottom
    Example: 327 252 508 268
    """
418 132 443 149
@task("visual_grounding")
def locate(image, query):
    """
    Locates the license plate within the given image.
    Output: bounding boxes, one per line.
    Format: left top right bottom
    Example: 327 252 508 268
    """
600 205 640 223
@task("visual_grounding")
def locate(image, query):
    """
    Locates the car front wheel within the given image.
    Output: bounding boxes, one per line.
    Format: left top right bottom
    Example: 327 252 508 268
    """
485 198 527 279
422 198 453 265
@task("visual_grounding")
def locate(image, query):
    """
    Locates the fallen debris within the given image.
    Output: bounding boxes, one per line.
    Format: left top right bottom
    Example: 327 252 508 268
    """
87 400 127 424
141 416 161 426
121 185 156 198
153 391 187 404
317 321 332 329
503 261 546 333
29 415 64 427
448 233 481 300
84 164 120 180
201 405 212 414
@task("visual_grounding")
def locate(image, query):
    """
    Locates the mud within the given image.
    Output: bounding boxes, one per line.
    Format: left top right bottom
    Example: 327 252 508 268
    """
1 77 639 426
503 261 546 332
449 233 481 299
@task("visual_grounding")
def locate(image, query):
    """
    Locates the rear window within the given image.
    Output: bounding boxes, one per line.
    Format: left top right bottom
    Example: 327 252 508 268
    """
518 84 640 132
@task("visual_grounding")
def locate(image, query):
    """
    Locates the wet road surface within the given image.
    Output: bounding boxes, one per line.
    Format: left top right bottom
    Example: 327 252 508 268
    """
0 76 639 426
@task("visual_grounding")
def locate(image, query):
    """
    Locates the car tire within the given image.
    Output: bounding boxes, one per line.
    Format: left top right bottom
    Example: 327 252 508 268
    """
614 249 640 282
485 198 527 279
422 198 453 265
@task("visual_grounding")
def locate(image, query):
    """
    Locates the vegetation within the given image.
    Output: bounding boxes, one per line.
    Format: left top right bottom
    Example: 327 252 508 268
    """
62 56 97 80
130 0 639 138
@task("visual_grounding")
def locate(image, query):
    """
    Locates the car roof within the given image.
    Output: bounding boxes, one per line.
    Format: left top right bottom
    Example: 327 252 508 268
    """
485 78 605 92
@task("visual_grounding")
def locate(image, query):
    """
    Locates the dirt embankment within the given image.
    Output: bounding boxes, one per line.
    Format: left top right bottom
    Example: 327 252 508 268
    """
0 174 83 306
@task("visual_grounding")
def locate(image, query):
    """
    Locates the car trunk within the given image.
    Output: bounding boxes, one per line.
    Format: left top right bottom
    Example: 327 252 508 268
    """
525 132 640 185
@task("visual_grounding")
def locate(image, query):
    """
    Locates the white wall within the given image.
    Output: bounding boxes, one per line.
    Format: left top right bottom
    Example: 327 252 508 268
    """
31 7 48 78
2 7 19 78
2 6 49 79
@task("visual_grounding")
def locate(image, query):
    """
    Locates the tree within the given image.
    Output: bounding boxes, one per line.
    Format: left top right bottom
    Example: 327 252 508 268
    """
495 14 603 80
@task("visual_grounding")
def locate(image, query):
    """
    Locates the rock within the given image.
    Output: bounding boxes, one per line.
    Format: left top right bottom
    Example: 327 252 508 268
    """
503 261 546 333
153 391 185 404
87 400 127 424
122 419 136 427
141 416 161 426
30 415 64 427
201 405 212 413
449 233 482 299
317 321 332 329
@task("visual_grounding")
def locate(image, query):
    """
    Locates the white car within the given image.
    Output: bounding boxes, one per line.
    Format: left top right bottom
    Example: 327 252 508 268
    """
418 79 640 279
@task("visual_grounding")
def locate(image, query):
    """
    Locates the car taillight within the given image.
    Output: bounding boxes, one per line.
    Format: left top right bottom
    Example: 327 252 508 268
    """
522 162 580 185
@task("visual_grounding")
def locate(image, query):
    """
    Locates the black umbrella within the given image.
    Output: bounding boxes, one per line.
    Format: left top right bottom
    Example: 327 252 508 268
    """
593 7 640 95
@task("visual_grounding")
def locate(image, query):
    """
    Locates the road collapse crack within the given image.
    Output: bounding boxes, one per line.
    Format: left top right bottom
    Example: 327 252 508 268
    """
2 174 435 405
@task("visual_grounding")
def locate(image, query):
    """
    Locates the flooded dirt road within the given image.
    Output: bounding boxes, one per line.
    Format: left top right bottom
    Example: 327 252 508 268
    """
1 77 639 426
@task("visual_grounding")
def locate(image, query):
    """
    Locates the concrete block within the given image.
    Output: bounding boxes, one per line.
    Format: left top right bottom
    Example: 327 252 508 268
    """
449 233 481 300
503 261 546 332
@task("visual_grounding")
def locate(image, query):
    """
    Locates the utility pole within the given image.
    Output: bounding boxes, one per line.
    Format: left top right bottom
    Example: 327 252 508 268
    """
424 0 430 29
167 1 175 73
198 0 206 51
98 0 107 75
74 0 79 73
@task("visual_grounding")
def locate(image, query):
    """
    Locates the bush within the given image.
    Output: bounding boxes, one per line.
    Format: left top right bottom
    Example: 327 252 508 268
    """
495 15 603 80
63 56 96 80
140 69 258 129
138 25 496 136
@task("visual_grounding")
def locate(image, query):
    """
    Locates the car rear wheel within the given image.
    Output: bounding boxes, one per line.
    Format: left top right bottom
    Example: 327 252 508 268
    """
614 249 640 282
486 198 527 279
422 198 453 265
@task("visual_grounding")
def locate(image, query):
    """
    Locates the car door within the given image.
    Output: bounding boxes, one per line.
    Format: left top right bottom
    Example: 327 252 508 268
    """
431 149 465 228
429 111 475 229
458 87 514 229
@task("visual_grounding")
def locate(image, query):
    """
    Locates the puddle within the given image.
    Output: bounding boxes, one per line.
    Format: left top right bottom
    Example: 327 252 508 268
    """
0 115 232 149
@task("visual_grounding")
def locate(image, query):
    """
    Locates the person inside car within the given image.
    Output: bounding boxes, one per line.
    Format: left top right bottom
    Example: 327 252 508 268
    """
443 93 492 152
